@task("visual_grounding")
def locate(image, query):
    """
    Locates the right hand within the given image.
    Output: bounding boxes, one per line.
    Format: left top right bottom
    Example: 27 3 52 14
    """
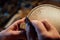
31 19 60 40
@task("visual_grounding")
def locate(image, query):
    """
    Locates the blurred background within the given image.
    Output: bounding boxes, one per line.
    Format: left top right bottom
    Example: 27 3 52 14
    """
0 0 60 31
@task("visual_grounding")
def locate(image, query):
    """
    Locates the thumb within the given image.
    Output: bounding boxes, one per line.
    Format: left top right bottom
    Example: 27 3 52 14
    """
11 31 22 35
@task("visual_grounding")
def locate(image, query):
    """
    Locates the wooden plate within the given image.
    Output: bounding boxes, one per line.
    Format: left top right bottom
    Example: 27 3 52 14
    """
28 4 60 33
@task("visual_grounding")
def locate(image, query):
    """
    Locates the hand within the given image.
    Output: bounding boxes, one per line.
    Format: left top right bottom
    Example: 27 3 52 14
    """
32 19 60 40
0 18 26 40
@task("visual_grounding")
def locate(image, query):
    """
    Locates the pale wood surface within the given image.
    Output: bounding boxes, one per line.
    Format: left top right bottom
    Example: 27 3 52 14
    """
28 4 60 33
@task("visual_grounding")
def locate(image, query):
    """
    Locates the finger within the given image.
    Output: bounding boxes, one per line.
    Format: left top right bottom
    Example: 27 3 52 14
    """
13 17 25 26
31 20 47 33
11 31 22 35
7 18 25 30
11 30 26 38
42 19 54 31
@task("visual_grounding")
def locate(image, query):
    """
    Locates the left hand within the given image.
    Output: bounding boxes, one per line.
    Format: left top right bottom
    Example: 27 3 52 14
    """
0 18 26 40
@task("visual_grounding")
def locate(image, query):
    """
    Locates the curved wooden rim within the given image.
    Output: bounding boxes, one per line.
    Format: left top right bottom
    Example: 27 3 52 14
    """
27 4 60 18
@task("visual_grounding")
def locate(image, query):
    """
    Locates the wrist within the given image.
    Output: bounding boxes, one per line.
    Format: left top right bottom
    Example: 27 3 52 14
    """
0 30 8 40
0 32 6 40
